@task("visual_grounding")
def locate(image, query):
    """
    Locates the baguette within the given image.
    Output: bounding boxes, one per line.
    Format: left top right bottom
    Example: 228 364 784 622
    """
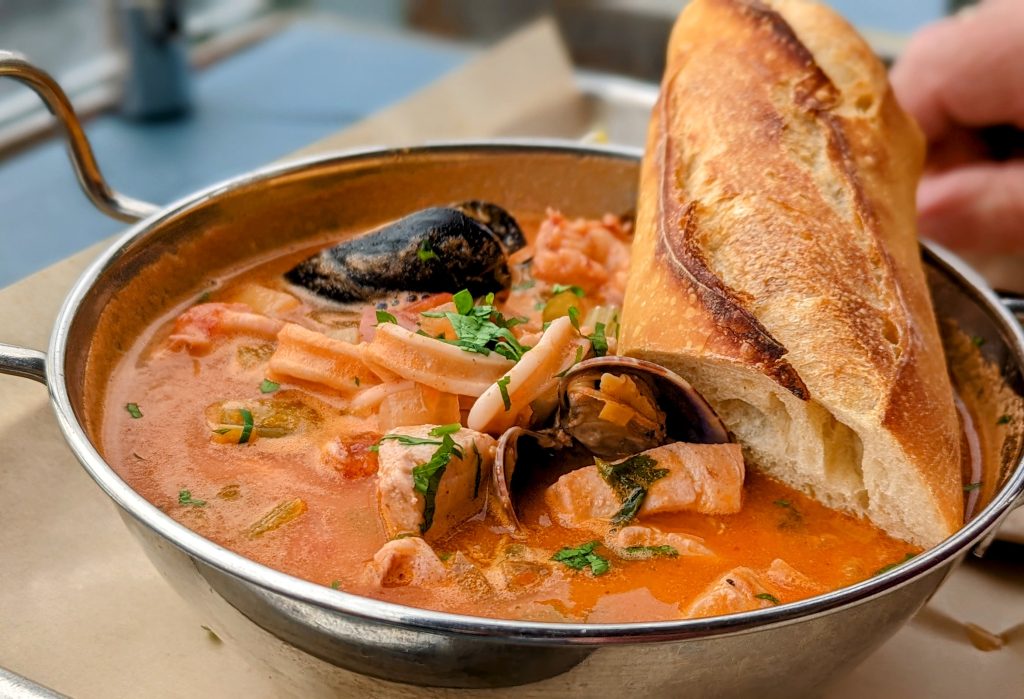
619 0 963 546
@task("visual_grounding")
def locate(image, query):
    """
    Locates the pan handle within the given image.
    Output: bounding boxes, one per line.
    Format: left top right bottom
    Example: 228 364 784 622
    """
0 344 47 385
0 51 160 224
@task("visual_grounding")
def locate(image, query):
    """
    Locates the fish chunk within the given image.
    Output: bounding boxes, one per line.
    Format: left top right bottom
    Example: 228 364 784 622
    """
368 537 446 588
606 525 713 558
545 442 744 529
684 559 822 619
376 425 496 541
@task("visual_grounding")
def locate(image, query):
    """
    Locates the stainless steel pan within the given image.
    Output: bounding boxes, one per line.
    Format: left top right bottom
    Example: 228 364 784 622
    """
2 54 1023 698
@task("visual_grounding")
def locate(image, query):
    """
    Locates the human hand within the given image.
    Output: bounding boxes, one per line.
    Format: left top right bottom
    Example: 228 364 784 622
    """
890 0 1024 253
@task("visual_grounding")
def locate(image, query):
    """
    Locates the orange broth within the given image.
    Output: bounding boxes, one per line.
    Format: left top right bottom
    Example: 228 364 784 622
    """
101 217 922 623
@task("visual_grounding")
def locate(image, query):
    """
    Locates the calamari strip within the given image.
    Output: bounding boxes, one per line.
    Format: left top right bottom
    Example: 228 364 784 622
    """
467 316 589 434
363 323 513 397
268 323 379 397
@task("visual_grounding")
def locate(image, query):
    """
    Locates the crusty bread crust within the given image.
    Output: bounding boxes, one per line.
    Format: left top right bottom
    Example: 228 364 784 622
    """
620 0 963 546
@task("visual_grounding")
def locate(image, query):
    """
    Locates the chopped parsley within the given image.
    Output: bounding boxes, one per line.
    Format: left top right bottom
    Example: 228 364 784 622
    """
422 289 529 361
773 498 803 528
376 310 398 325
259 379 280 394
755 592 780 605
330 580 341 590
587 322 608 357
430 423 461 436
551 284 585 298
619 545 679 560
238 408 254 444
963 482 982 492
595 454 669 525
997 414 1012 425
568 306 581 330
417 240 438 262
552 541 610 576
178 489 206 507
411 428 464 534
125 402 143 419
873 553 916 577
971 335 986 347
512 279 536 291
497 375 512 411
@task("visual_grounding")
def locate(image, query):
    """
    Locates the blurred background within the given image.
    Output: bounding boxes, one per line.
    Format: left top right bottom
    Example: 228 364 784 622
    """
0 0 970 147
0 0 976 286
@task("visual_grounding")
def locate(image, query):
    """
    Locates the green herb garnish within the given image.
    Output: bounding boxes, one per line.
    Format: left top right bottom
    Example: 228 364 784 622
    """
126 403 143 419
773 498 803 528
330 580 341 590
873 553 916 577
393 425 466 536
963 482 982 492
552 541 610 576
196 290 212 304
417 240 438 262
997 414 1012 425
551 284 585 297
971 335 986 347
568 306 581 331
259 379 280 394
452 289 474 315
238 408 254 444
422 288 530 361
595 454 669 525
497 375 512 411
411 430 464 534
512 279 536 291
619 545 679 560
587 321 608 357
755 592 780 605
212 428 231 435
376 310 398 325
178 489 206 507
430 423 461 437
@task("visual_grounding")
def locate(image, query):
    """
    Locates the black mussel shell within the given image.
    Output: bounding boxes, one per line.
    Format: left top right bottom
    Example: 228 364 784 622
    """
285 201 526 304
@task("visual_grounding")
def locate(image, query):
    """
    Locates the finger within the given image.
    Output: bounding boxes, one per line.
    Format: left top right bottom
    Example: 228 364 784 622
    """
890 1 1024 141
916 160 1024 253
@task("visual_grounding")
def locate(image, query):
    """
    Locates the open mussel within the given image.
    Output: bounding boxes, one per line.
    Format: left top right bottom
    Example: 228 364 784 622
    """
493 356 730 528
286 201 527 304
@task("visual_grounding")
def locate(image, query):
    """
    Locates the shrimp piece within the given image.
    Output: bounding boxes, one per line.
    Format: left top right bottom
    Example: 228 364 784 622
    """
169 302 284 353
531 210 632 304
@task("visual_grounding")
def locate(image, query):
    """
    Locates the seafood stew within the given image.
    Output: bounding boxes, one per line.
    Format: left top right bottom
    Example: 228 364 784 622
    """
101 203 923 623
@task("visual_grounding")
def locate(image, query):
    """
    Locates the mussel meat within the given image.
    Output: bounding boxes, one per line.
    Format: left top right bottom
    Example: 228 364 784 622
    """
493 356 730 528
286 201 526 303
